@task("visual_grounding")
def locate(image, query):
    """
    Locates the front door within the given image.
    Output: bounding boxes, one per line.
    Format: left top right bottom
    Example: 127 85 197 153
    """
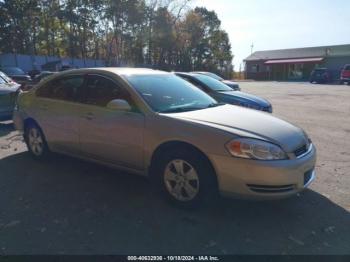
78 74 145 171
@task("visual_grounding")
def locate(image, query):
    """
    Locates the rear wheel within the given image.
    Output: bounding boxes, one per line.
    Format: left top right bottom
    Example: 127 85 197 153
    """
153 148 218 208
24 122 50 159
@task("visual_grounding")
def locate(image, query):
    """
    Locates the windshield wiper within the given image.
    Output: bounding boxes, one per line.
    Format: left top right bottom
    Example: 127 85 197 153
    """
207 102 226 108
159 107 203 113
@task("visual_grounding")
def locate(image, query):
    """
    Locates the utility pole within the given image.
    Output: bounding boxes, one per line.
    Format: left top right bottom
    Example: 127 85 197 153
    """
250 43 254 54
239 63 242 79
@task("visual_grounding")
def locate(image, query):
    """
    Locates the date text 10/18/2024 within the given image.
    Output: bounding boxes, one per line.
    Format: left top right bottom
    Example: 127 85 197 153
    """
127 256 220 261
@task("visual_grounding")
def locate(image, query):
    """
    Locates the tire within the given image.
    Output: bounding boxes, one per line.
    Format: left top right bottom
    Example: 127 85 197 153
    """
153 148 218 209
24 122 50 159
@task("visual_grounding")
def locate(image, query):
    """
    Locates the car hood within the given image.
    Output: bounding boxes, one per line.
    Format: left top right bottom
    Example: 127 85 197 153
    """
0 83 21 95
216 90 270 107
165 105 307 152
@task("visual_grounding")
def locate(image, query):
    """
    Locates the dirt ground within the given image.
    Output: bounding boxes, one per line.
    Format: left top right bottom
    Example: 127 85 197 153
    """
0 81 349 255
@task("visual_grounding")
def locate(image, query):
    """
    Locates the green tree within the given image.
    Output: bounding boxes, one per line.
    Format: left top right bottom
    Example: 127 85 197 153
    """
0 0 233 76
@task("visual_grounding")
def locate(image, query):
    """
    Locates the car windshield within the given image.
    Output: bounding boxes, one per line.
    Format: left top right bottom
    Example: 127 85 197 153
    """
0 76 7 85
2 67 25 75
202 72 224 81
125 74 220 113
193 74 232 92
0 72 11 83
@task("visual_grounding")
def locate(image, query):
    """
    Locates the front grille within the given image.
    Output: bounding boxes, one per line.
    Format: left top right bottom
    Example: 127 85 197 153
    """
304 169 313 185
247 184 295 193
294 144 308 157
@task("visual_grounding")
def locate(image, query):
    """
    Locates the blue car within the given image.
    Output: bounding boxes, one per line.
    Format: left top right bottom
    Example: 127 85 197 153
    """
175 72 272 113
192 71 241 91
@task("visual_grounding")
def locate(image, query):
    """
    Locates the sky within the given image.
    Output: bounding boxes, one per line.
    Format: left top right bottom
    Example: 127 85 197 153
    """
193 0 350 70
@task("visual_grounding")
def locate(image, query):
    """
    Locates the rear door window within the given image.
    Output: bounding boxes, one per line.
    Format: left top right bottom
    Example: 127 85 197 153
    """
36 75 84 102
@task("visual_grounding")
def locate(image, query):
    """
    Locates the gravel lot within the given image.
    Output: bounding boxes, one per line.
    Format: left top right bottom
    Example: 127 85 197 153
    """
0 81 349 255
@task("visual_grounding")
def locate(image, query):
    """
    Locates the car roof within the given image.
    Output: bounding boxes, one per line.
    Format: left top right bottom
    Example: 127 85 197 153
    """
175 72 198 77
192 71 209 74
57 67 167 76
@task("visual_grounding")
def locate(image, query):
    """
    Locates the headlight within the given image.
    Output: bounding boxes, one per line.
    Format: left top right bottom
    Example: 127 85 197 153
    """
225 138 288 160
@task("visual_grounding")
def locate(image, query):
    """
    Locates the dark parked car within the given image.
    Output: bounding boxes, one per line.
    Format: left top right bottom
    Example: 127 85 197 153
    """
28 69 41 79
21 71 56 91
175 72 272 113
0 67 32 86
192 71 240 91
309 68 332 84
0 71 21 120
33 71 55 83
340 64 350 85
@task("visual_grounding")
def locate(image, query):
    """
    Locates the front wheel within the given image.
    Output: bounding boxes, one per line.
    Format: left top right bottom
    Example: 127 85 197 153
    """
154 148 218 208
24 123 50 159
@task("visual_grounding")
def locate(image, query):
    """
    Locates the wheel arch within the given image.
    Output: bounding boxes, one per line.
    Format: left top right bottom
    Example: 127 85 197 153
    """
23 117 39 130
23 117 49 148
149 140 219 188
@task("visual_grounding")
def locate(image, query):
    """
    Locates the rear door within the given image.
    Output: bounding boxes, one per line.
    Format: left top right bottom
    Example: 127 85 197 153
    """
34 75 85 154
78 74 145 170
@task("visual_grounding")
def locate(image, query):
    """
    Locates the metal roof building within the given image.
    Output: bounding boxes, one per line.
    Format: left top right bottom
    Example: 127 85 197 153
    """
244 44 350 81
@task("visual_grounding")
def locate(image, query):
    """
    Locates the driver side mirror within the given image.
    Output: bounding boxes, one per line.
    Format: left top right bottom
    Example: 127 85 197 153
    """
106 99 132 111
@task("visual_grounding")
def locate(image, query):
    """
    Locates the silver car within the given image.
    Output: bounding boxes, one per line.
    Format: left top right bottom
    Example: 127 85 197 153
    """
13 68 316 208
0 71 21 120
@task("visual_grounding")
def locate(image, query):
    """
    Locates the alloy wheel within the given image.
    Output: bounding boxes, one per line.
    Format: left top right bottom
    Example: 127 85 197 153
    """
164 159 200 202
28 127 44 156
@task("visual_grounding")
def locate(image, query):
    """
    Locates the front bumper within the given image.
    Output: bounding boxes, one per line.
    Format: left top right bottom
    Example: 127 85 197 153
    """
209 145 316 199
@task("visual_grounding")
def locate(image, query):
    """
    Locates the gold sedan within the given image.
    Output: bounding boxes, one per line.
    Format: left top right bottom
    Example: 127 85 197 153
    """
13 68 316 208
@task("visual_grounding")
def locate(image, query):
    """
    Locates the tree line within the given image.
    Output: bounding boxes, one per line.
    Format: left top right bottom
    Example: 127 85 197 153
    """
0 0 234 78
